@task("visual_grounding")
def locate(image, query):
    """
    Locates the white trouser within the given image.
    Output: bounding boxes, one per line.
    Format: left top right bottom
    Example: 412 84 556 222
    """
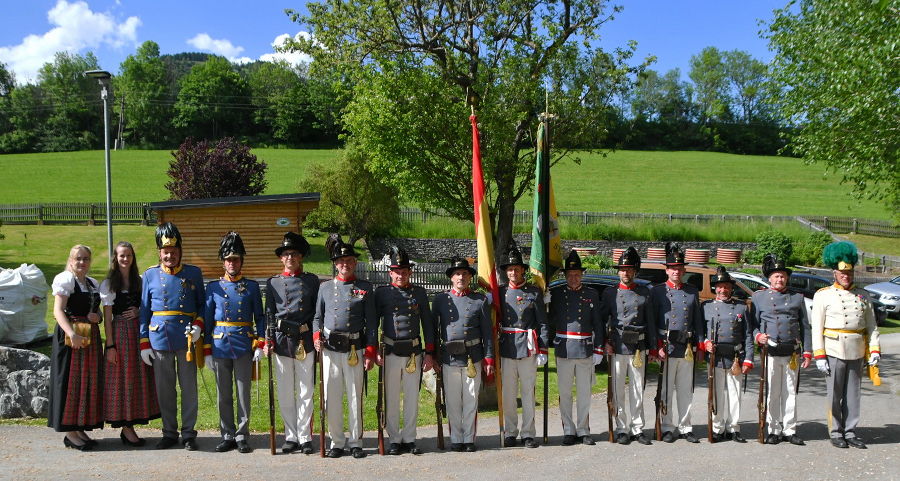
443 362 481 444
766 355 798 436
661 357 694 434
711 366 742 434
501 356 538 439
384 353 423 444
557 356 594 436
612 353 646 436
273 354 315 443
323 349 364 449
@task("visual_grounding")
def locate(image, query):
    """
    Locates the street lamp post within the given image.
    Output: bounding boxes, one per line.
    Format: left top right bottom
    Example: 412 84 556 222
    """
84 70 114 260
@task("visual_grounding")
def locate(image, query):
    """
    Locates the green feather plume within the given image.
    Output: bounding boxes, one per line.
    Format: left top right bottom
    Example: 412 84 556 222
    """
822 241 858 269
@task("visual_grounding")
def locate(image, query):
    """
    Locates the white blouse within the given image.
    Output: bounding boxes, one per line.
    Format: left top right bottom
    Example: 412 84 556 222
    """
99 274 142 306
51 271 98 297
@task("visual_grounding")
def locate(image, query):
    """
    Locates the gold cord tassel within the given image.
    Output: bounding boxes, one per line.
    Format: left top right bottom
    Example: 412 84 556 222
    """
295 342 306 361
466 357 477 378
632 349 643 368
730 355 742 376
788 352 798 371
405 353 417 373
685 344 693 362
348 345 359 366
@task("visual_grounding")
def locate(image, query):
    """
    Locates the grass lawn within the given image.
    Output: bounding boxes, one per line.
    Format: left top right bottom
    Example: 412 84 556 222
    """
0 149 892 219
877 316 900 335
844 234 900 257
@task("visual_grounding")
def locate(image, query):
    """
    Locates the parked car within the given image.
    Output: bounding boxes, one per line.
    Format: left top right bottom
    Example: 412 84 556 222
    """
729 271 815 319
634 262 755 302
864 275 900 320
786 272 832 299
548 274 651 295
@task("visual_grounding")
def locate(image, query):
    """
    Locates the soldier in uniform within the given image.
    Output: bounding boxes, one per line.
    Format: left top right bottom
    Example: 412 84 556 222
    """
551 250 603 446
600 247 655 445
264 232 319 454
369 246 435 455
701 266 753 443
432 257 495 452
811 241 880 449
650 242 703 443
498 243 549 449
139 222 205 450
203 232 265 453
751 254 812 445
314 234 376 459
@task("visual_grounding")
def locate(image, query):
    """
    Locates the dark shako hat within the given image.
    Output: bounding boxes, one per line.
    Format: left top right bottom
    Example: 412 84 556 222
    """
664 242 686 267
614 246 641 270
218 231 246 260
762 253 792 278
499 241 527 269
445 257 477 278
388 245 414 269
275 231 311 257
155 222 182 249
326 233 360 261
711 265 736 286
562 250 586 272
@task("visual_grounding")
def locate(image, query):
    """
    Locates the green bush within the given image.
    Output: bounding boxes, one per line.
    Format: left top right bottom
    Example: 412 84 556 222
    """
744 230 793 264
791 231 833 266
581 254 613 270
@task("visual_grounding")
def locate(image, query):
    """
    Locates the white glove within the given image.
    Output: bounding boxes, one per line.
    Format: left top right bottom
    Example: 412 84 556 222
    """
868 352 880 366
185 325 202 342
205 355 213 369
593 353 604 366
815 358 830 374
253 348 263 362
535 353 548 366
140 348 154 367
543 292 552 304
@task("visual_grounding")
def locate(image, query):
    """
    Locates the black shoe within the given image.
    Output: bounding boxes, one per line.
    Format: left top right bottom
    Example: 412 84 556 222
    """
351 447 366 458
524 437 539 448
215 439 237 452
281 441 299 453
504 436 517 447
845 437 866 449
237 440 252 453
300 441 314 454
765 434 781 445
830 437 849 448
326 447 344 458
183 438 198 451
64 436 92 451
785 434 805 446
451 443 465 452
682 432 699 444
730 432 746 443
634 433 652 445
464 443 477 452
80 437 99 447
402 442 422 455
561 435 577 446
615 433 630 445
156 436 179 450
120 432 146 447
387 443 402 455
710 432 724 443
662 431 676 443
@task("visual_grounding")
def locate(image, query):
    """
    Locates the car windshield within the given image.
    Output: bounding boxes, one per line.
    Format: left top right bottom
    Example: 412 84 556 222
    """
892 277 900 285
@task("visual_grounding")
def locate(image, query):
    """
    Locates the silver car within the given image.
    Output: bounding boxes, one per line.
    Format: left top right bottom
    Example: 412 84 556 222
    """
864 276 900 319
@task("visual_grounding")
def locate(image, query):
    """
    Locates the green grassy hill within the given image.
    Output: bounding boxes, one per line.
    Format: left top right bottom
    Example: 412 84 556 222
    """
0 148 891 219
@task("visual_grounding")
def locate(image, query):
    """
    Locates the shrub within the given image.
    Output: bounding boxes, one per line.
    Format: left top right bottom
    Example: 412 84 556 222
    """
165 137 267 200
581 254 613 270
791 231 833 266
744 230 793 264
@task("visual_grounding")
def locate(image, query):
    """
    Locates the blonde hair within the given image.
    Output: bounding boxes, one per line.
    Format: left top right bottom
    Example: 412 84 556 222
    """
66 244 92 273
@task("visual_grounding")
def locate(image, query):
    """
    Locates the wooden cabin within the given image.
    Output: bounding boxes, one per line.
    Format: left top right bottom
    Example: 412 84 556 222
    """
151 193 320 279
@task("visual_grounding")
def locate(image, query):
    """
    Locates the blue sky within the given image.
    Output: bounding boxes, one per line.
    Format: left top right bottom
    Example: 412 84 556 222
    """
0 0 789 83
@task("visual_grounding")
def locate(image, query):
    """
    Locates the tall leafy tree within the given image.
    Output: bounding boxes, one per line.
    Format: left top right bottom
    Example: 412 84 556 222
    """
285 0 648 254
766 0 899 217
36 51 102 152
0 63 14 136
117 41 173 147
173 56 251 139
689 46 731 123
722 50 771 123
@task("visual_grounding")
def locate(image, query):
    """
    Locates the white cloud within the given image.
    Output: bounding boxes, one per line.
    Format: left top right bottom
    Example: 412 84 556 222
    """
0 0 140 83
259 32 313 66
186 33 245 60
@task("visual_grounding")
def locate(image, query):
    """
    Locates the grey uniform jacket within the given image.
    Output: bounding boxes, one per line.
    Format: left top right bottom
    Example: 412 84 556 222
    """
498 283 549 359
548 284 601 359
649 283 704 358
750 288 812 356
432 290 494 367
313 278 376 352
702 298 754 369
265 272 320 358
600 284 657 355
370 283 435 354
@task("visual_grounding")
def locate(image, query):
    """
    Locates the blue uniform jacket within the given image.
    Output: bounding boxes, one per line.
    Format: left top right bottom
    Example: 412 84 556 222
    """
203 276 265 359
139 264 205 352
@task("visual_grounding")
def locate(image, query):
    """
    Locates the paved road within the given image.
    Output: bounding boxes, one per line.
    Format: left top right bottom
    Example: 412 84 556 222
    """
2 335 898 480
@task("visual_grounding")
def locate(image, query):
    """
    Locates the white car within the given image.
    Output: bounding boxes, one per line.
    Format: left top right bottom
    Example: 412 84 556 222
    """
729 271 814 316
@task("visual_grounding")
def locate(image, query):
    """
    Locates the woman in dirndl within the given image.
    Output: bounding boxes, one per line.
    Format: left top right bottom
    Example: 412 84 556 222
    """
48 245 104 450
100 241 160 446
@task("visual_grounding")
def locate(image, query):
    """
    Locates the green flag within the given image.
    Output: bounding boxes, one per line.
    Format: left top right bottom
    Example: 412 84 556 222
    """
529 117 562 291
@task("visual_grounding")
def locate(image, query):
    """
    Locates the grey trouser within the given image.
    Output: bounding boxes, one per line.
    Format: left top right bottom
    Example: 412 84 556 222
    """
612 353 646 436
212 353 253 441
558 356 594 437
384 353 423 444
152 349 198 440
501 356 538 439
826 356 863 439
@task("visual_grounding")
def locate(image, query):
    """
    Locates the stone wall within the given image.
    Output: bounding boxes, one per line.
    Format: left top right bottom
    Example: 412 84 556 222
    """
0 347 50 418
368 236 756 262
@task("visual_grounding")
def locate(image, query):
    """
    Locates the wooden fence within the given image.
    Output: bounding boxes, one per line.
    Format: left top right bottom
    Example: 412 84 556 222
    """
0 202 155 225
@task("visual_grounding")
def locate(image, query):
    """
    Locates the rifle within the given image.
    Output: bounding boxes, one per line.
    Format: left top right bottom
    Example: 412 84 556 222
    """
266 322 276 455
318 343 326 457
606 324 615 443
707 323 717 443
376 336 386 455
757 340 768 444
543 357 549 444
654 329 669 441
434 335 446 450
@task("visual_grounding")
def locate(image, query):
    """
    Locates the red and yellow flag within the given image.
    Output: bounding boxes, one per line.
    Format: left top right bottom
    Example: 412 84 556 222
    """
470 114 501 321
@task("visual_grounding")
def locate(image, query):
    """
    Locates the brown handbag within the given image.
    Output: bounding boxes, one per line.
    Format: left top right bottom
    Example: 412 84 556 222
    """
64 321 93 347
